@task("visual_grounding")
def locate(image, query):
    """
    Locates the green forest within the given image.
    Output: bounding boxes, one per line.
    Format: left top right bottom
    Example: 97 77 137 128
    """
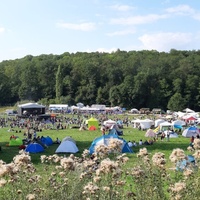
0 49 200 111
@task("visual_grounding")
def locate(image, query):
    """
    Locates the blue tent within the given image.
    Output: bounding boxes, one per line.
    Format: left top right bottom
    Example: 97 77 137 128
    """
25 143 44 153
176 155 195 171
40 136 53 146
89 134 133 154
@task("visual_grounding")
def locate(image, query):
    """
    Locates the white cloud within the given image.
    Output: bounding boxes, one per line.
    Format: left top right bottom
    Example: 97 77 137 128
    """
165 4 195 15
110 14 168 25
0 27 5 33
106 29 136 36
193 13 200 21
57 22 96 31
110 4 135 12
139 32 193 51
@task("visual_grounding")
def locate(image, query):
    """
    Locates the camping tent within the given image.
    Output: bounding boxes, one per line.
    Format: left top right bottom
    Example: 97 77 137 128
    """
62 136 76 144
103 119 117 128
87 117 99 129
108 124 123 136
40 136 53 146
55 140 79 153
9 138 23 146
89 125 97 131
25 143 44 153
89 134 133 154
182 126 200 138
163 131 178 138
145 129 156 138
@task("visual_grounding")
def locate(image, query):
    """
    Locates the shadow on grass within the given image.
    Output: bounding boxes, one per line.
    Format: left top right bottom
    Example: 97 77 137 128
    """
0 140 93 164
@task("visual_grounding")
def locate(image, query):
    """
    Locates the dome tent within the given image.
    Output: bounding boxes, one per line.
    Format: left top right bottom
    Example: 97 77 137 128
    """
182 126 200 138
40 136 53 146
89 134 133 154
55 140 79 154
25 143 44 153
9 138 23 146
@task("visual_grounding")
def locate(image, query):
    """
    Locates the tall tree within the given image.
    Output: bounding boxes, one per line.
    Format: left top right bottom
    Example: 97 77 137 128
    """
56 65 63 102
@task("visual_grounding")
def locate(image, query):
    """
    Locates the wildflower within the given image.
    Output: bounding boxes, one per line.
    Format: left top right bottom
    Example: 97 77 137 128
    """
102 186 110 192
0 165 8 177
93 176 101 183
40 155 47 163
152 152 166 168
131 166 145 178
82 149 90 158
83 182 99 195
137 148 148 157
97 158 118 175
17 190 22 194
60 157 75 170
193 138 200 149
26 194 36 200
51 172 56 176
0 178 7 187
108 138 123 153
169 148 186 163
183 169 193 178
95 144 110 157
187 146 194 151
170 182 186 193
193 150 200 160
59 172 65 177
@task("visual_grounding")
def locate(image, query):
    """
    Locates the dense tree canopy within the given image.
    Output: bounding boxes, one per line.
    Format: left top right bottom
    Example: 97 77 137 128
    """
0 49 200 111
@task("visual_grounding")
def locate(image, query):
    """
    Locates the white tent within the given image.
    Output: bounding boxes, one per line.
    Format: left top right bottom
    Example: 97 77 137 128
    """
183 108 195 113
154 119 166 127
62 136 76 144
103 119 117 128
164 130 178 138
172 120 186 126
55 140 79 153
139 119 154 130
159 121 173 131
18 102 45 108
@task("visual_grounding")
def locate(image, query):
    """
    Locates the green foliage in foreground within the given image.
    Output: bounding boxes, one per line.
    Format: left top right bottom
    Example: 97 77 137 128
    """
1 124 200 199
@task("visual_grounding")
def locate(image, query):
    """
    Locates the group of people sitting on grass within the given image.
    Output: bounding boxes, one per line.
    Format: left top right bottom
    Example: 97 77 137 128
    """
128 138 155 147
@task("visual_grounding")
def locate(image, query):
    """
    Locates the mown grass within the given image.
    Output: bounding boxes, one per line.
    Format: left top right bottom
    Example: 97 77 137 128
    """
0 119 191 169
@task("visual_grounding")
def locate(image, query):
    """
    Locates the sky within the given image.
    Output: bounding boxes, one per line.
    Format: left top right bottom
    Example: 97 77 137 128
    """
0 0 200 62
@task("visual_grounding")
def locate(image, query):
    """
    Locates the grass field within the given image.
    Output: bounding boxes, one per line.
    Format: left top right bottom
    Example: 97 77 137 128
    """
0 116 191 168
1 113 199 200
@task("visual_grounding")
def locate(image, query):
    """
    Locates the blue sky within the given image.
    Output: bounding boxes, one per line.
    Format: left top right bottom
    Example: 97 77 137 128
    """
0 0 200 61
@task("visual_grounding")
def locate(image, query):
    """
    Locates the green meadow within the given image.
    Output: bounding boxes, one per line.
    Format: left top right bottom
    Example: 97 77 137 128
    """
0 115 191 167
1 113 200 200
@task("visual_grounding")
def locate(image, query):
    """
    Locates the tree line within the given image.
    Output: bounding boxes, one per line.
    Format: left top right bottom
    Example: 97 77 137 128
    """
0 49 200 111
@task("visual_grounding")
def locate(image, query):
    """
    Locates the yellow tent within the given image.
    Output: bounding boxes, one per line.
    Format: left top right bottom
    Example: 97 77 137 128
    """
87 117 99 129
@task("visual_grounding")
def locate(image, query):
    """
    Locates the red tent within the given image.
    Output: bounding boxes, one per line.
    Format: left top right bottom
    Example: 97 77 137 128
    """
89 125 97 131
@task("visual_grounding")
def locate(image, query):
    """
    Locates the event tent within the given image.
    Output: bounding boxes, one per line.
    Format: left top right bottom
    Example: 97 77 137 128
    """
89 134 133 154
139 119 154 130
87 117 99 129
17 103 46 116
55 140 79 153
159 121 173 131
